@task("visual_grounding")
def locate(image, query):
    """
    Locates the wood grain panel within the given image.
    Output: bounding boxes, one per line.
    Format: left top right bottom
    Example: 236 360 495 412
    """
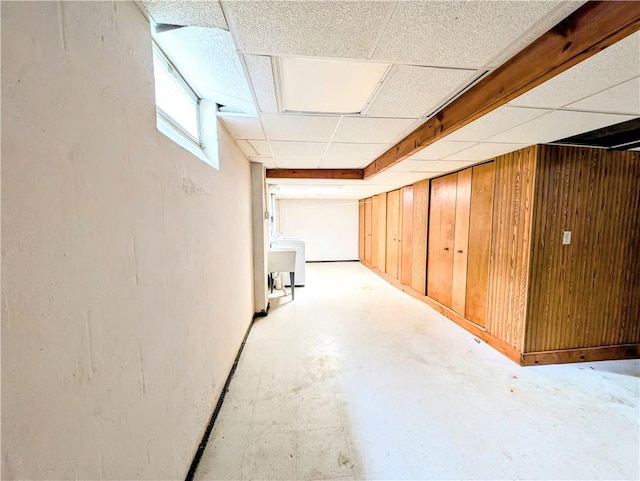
401 186 414 286
385 190 401 279
376 193 387 273
427 173 457 308
452 169 471 315
486 146 538 351
358 200 365 261
411 179 430 294
525 145 640 352
465 162 495 327
363 2 640 178
371 196 379 268
364 198 372 265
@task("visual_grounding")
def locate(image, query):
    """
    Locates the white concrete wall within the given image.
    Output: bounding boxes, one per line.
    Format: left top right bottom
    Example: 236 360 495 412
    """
1 2 254 479
276 199 359 261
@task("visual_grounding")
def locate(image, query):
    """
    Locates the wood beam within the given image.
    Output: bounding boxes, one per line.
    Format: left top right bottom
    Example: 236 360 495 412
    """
363 1 640 179
266 169 364 180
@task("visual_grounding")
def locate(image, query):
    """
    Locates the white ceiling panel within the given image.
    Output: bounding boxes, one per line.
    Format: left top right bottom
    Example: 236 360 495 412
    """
333 117 417 144
488 110 637 144
565 77 640 115
141 1 228 29
510 32 640 109
261 114 340 142
270 141 327 160
366 65 478 118
446 106 552 142
244 55 278 113
323 142 389 165
410 140 477 160
276 158 326 169
445 142 530 161
372 1 570 69
236 139 259 157
155 27 255 113
388 160 475 173
247 140 271 157
485 1 585 69
219 115 265 140
225 1 395 58
366 171 432 188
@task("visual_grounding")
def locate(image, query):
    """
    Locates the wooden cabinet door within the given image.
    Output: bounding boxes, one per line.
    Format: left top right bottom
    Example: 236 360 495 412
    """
372 193 387 271
401 186 414 286
428 173 457 307
452 169 472 314
411 180 430 294
364 197 372 265
466 162 495 326
386 189 401 279
371 196 379 268
359 200 365 261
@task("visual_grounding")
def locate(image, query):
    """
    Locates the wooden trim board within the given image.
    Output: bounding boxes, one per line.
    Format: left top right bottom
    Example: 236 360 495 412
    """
266 169 363 180
522 344 640 366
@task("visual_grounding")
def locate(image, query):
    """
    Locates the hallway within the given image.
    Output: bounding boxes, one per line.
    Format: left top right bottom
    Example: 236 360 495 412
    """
195 263 639 481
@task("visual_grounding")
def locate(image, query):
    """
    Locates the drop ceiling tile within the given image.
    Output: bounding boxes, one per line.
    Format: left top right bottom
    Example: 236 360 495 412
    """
388 160 474 173
276 158 324 169
261 114 340 142
487 110 637 144
333 117 417 144
366 65 478 118
236 139 259 157
141 0 228 29
248 140 271 157
564 77 640 115
219 115 265 140
367 171 432 188
373 1 570 68
225 1 395 58
244 55 278 113
444 142 530 161
486 2 584 68
446 107 552 142
510 32 640 109
155 27 255 113
323 142 391 165
270 141 327 160
409 140 477 160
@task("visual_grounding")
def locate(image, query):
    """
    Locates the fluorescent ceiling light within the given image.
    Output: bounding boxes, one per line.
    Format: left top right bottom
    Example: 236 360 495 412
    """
280 57 389 114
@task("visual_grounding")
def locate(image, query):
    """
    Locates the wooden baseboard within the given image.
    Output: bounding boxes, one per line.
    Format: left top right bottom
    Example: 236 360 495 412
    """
521 344 640 366
362 263 523 365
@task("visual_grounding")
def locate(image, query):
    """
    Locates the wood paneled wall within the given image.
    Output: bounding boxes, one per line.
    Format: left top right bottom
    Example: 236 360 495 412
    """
411 180 430 294
386 189 401 279
525 145 640 352
486 146 538 351
401 186 414 286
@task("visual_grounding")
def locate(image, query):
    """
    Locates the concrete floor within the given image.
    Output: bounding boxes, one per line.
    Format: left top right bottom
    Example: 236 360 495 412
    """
195 262 639 481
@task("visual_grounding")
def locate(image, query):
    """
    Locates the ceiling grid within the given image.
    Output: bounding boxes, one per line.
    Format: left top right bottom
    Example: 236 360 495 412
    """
141 0 639 199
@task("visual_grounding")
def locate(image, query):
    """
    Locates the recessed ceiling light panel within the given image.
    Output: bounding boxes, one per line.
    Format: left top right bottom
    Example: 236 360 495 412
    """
279 57 390 114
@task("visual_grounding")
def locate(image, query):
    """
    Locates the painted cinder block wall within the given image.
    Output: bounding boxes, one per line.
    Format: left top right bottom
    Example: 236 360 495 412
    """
2 2 254 479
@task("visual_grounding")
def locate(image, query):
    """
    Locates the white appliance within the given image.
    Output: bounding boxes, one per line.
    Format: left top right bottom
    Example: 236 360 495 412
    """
270 237 306 286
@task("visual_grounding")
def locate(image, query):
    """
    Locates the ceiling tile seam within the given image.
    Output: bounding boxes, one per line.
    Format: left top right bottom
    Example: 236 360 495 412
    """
219 0 264 115
556 107 640 116
478 0 586 73
367 0 399 60
555 75 640 110
318 116 345 168
359 64 395 117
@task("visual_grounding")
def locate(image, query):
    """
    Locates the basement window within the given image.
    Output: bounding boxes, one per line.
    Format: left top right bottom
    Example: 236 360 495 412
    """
153 44 202 147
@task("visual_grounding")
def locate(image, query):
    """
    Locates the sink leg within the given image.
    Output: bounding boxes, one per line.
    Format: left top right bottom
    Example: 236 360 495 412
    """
290 272 295 300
